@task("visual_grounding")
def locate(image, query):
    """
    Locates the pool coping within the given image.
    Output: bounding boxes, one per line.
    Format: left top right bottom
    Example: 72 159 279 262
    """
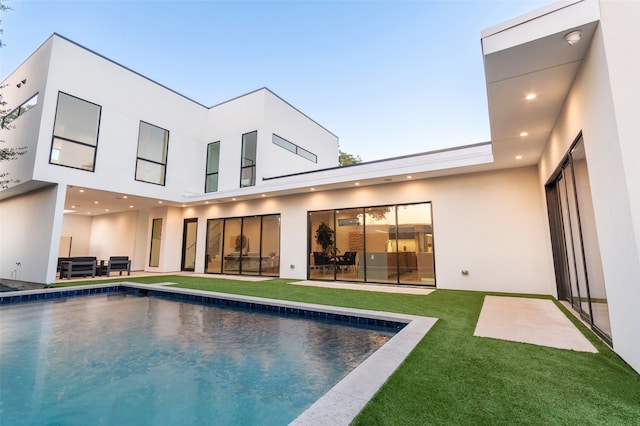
1 282 438 425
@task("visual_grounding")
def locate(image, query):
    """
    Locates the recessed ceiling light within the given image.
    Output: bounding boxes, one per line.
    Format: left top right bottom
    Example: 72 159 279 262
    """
515 155 523 160
79 189 85 193
261 194 266 197
181 204 186 207
355 182 360 186
158 201 163 204
71 205 76 208
525 93 537 100
105 209 109 212
129 205 134 208
310 188 315 191
406 175 412 179
94 201 99 204
520 132 529 137
232 198 236 201
205 201 209 204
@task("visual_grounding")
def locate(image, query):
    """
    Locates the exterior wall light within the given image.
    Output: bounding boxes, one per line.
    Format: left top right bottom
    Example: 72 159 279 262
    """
565 30 581 46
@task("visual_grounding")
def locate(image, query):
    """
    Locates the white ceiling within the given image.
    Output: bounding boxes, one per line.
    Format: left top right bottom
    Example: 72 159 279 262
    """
484 20 599 168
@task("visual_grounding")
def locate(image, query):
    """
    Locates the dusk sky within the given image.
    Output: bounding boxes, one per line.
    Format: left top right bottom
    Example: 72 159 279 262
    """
1 0 551 161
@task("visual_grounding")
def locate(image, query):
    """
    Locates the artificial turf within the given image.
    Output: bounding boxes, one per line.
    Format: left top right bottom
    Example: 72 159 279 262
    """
50 276 640 424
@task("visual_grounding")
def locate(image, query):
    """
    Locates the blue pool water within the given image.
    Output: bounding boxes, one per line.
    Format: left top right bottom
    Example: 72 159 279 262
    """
0 293 394 425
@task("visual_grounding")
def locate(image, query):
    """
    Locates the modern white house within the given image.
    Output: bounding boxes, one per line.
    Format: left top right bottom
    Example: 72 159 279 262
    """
1 0 639 372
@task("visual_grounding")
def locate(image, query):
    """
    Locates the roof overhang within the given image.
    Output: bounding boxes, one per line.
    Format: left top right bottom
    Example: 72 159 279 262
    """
482 0 600 168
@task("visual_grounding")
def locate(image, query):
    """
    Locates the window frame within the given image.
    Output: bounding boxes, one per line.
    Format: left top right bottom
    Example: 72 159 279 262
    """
205 141 221 193
2 93 39 129
135 120 169 186
272 133 317 163
240 131 257 188
49 92 102 172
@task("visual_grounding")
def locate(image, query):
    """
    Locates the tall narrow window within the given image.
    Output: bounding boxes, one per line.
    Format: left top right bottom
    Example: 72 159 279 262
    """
50 92 101 171
136 121 169 185
240 131 257 187
149 218 162 267
205 141 220 192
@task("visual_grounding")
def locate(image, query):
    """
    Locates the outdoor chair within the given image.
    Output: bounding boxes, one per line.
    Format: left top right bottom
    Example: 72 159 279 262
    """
106 256 131 276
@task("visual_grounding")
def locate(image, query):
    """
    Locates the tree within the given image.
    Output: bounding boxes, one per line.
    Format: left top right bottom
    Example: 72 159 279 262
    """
338 150 362 166
0 1 26 189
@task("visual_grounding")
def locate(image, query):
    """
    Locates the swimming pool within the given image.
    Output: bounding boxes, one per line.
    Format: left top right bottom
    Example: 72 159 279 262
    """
0 284 403 425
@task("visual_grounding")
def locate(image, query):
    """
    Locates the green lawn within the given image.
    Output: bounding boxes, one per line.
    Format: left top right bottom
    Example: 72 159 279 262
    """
51 276 640 424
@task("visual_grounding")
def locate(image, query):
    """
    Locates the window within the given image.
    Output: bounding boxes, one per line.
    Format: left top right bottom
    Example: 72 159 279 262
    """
272 133 317 163
149 218 162 267
2 93 39 128
49 92 101 171
308 202 434 286
205 141 220 192
135 121 169 185
205 214 280 276
240 131 257 187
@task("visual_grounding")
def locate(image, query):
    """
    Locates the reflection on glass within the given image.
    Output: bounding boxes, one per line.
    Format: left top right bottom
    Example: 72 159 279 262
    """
571 141 610 337
205 142 220 192
261 215 280 276
308 211 336 279
223 219 242 274
242 217 261 275
136 121 169 185
364 206 397 284
241 131 257 187
51 138 95 171
205 219 223 273
182 219 197 271
335 208 364 282
308 203 434 286
397 203 434 285
50 92 101 171
135 159 166 185
149 218 162 267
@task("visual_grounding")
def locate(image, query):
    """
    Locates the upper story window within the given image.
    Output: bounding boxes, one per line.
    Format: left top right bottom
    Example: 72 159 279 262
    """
50 92 101 172
272 133 317 163
2 93 39 129
135 121 169 185
205 141 220 192
240 131 257 187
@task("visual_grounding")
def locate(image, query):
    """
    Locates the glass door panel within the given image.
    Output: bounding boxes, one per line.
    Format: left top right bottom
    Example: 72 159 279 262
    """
566 160 591 319
397 203 434 285
242 217 261 275
149 218 162 267
261 215 280 277
335 208 364 282
558 173 580 309
222 218 242 274
309 211 335 279
572 141 611 337
181 218 197 271
205 219 223 273
364 206 397 284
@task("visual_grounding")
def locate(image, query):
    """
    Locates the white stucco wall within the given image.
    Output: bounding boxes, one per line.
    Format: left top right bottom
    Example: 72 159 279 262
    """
156 166 553 295
538 14 640 372
60 214 93 257
0 185 61 283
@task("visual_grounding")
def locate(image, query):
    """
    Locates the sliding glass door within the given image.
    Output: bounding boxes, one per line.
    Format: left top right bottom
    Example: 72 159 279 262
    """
308 202 435 286
546 135 611 342
205 215 280 276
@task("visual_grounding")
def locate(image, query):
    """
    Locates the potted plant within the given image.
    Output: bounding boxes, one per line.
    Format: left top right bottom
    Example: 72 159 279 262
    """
315 222 335 256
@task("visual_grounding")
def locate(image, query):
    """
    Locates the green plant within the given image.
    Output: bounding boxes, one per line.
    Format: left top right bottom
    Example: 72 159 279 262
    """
315 222 335 254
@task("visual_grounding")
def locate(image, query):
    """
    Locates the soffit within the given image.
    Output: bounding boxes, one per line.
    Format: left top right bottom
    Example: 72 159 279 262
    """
483 13 598 168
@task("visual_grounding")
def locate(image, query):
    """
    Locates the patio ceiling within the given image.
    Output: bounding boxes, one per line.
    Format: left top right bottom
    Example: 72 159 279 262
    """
482 1 599 169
